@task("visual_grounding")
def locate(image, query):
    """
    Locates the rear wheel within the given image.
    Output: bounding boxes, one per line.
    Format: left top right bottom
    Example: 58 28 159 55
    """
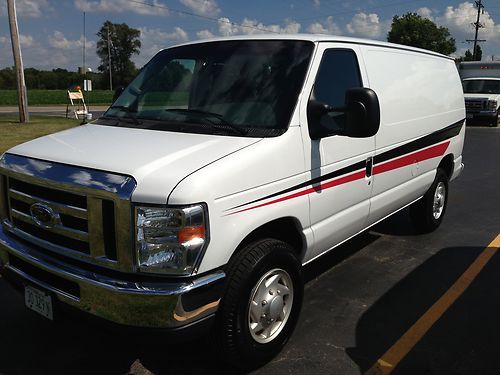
213 239 303 370
410 168 449 233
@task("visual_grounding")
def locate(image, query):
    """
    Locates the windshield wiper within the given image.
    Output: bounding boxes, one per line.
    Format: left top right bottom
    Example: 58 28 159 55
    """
106 105 142 125
164 108 247 135
109 105 137 113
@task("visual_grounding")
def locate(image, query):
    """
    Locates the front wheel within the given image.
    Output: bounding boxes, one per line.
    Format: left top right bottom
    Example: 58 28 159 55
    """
213 239 303 370
410 168 449 233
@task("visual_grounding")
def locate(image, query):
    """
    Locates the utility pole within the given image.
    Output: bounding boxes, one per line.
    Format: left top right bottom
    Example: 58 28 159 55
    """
7 0 29 123
466 0 486 61
83 12 86 74
107 26 113 91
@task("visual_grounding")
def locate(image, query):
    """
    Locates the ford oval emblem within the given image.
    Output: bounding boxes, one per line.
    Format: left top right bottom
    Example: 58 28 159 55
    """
29 203 60 228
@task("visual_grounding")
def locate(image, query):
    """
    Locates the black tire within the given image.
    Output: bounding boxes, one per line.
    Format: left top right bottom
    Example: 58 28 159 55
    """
213 239 303 370
410 168 449 233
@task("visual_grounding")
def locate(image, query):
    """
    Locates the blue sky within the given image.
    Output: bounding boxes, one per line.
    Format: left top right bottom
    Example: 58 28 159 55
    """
0 0 499 71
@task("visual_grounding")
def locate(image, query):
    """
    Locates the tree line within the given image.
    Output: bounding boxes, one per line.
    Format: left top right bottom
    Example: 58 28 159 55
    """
0 67 110 90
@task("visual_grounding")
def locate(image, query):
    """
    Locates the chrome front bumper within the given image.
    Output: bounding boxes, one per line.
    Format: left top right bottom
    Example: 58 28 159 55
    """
0 225 225 329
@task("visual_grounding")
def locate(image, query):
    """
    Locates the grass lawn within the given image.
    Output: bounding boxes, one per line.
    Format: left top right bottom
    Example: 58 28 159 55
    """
0 115 80 154
0 90 113 106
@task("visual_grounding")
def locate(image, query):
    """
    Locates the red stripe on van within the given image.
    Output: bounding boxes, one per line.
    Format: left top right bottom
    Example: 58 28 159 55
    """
228 170 366 215
373 141 450 176
226 141 450 215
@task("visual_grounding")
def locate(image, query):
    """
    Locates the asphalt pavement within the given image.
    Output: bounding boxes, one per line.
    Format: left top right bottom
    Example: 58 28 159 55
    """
0 126 499 375
0 105 108 119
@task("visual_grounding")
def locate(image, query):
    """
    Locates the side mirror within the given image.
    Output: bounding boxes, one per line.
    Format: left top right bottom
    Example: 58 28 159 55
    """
307 87 380 139
344 87 380 138
307 100 333 140
112 86 125 103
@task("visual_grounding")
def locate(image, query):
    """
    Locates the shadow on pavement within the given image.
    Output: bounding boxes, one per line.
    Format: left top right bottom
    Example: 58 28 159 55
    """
371 207 419 237
0 231 383 375
346 245 500 375
0 279 236 375
303 231 381 283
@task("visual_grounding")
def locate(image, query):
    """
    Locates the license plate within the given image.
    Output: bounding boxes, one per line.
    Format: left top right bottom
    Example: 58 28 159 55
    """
25 285 54 320
466 113 473 119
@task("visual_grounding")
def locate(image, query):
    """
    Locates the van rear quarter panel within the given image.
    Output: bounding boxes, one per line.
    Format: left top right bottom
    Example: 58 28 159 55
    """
361 46 465 223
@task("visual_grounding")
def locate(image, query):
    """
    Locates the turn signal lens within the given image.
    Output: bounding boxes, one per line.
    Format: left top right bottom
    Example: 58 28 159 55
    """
178 226 206 244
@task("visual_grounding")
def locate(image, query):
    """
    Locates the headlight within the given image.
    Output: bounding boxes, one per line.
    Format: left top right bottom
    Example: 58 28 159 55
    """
488 100 497 110
135 204 208 275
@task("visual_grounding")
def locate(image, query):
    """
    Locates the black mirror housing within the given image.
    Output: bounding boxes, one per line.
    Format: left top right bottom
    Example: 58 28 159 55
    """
344 87 380 138
307 87 380 139
307 100 333 140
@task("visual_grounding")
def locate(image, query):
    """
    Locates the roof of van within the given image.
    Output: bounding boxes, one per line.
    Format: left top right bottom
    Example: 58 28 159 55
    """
167 34 453 60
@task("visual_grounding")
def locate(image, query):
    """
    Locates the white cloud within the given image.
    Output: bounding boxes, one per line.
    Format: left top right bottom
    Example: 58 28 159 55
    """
48 31 95 51
436 2 500 59
0 33 100 70
307 16 342 35
218 17 301 36
19 34 34 47
180 0 220 17
346 12 385 39
196 29 215 39
0 0 52 17
416 7 434 21
313 0 320 9
134 27 189 66
74 0 169 16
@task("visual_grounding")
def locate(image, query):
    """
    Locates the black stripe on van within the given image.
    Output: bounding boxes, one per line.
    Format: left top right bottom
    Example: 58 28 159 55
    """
225 119 464 212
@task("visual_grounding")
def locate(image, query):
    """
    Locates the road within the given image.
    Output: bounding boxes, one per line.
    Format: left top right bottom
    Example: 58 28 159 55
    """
0 126 499 375
0 105 108 119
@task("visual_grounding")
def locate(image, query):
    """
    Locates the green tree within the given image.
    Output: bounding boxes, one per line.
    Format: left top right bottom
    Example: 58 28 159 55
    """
96 21 141 88
388 13 456 55
457 45 483 62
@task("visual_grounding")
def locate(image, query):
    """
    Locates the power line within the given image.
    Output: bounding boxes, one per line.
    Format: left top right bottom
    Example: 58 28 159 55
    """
293 0 430 22
126 0 280 34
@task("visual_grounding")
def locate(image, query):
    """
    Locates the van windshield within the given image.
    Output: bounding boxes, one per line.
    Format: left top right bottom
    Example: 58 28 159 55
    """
100 40 314 137
462 79 500 94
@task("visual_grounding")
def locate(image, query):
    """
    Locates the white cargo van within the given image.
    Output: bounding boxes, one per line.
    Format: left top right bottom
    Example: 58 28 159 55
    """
459 61 500 126
0 35 465 368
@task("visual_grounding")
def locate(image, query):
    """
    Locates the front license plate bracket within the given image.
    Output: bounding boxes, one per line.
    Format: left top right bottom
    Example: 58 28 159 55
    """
25 285 54 320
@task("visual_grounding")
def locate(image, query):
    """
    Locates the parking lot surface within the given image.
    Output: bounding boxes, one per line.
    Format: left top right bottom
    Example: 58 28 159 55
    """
0 126 499 375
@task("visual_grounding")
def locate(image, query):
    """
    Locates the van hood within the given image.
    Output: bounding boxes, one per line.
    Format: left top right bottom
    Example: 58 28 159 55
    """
7 124 261 203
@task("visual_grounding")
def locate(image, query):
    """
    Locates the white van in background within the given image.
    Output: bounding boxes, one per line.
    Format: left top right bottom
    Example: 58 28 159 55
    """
459 61 500 127
0 35 465 369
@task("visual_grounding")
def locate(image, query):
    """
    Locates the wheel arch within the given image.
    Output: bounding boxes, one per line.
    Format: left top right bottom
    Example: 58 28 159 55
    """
233 217 306 262
438 153 454 181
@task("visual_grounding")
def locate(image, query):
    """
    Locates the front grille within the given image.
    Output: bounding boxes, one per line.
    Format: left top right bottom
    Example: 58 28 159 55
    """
465 100 485 111
0 154 136 272
7 177 93 255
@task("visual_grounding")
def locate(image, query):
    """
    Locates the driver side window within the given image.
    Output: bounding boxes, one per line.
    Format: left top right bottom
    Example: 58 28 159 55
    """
312 49 362 133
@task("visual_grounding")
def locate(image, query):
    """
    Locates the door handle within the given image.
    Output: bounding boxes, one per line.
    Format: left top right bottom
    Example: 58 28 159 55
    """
366 157 373 178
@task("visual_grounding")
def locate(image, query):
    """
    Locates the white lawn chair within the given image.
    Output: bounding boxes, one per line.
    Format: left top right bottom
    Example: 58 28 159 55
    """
66 90 88 119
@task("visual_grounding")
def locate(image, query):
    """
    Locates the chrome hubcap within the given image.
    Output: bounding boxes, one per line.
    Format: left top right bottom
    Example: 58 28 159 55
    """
248 268 294 344
433 182 446 220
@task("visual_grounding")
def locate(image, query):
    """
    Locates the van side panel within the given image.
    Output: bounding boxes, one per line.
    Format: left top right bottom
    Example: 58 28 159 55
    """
168 127 313 274
360 47 465 225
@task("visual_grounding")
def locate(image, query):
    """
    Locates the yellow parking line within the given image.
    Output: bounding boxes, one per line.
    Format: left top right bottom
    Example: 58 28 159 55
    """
365 234 500 375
